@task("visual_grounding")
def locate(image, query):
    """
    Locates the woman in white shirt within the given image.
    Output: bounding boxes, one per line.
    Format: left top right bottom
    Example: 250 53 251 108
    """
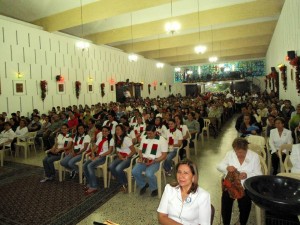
83 126 114 194
11 119 28 152
109 124 136 193
158 159 211 225
164 119 183 176
41 124 72 182
60 124 91 178
269 117 293 175
217 137 262 225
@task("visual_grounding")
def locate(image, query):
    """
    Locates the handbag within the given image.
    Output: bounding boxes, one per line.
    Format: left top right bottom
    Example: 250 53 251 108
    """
222 170 245 199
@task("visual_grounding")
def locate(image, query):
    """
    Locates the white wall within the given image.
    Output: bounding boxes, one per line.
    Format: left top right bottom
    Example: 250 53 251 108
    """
265 0 300 106
0 16 184 116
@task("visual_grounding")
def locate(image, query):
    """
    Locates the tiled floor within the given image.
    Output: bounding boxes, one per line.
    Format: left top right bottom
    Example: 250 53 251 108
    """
7 116 257 225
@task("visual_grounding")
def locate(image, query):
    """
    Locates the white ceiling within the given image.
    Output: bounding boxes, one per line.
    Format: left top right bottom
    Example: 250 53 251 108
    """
0 0 285 65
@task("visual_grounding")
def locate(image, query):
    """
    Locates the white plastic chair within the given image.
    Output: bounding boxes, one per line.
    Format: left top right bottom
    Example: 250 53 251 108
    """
0 143 12 167
15 132 37 158
134 160 166 198
201 119 211 143
278 144 293 173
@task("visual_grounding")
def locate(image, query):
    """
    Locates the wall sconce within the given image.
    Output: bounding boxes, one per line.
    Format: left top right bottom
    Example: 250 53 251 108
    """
16 72 23 78
88 76 93 82
56 75 64 82
164 82 167 90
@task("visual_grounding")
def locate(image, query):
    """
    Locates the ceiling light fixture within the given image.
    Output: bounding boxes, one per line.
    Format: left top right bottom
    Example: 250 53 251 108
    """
194 0 206 54
208 25 218 63
165 0 180 34
128 13 138 62
76 0 90 51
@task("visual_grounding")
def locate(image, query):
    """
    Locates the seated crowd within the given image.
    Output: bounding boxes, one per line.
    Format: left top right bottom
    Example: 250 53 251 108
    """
0 93 300 190
1 91 300 224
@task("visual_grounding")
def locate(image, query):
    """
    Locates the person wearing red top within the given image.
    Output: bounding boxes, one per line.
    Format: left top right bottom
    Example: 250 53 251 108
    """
67 111 79 134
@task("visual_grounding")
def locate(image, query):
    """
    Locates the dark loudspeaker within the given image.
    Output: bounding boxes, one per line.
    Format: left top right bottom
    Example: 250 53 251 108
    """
271 67 276 72
288 51 296 60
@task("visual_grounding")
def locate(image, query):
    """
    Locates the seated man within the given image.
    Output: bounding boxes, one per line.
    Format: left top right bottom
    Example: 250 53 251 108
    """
0 122 16 148
132 124 167 197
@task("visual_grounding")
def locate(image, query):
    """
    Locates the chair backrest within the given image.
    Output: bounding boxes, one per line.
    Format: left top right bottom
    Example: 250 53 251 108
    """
249 149 268 175
278 144 293 173
204 119 211 127
248 143 266 161
246 135 265 149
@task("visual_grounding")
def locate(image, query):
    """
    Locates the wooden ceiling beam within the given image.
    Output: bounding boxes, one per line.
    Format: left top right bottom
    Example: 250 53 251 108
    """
163 45 268 64
116 21 276 53
140 34 272 59
87 0 284 44
33 0 174 32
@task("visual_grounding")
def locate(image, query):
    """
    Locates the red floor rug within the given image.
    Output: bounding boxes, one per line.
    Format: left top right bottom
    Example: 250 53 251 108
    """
0 162 120 225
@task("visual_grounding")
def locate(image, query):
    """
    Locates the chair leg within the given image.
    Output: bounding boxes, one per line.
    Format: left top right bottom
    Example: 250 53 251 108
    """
194 141 198 156
108 171 111 188
103 167 108 188
0 151 3 167
127 171 132 193
58 165 63 182
78 165 83 184
24 145 28 159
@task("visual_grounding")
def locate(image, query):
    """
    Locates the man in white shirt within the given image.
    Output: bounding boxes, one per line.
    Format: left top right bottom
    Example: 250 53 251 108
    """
0 122 16 147
132 124 167 197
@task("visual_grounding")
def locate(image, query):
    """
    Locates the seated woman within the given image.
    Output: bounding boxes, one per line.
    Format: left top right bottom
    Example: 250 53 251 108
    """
174 115 190 159
239 114 261 137
40 124 72 182
217 137 262 225
164 119 183 176
269 117 293 175
154 116 167 138
157 159 211 225
60 124 91 179
83 126 114 195
11 119 29 153
108 124 136 193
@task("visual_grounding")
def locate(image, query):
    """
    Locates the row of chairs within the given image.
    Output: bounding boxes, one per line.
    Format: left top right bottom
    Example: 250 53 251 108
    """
0 131 37 167
52 145 184 198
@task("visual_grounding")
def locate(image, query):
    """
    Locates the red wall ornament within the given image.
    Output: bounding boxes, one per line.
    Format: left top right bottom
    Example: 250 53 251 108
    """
40 80 48 101
101 83 105 97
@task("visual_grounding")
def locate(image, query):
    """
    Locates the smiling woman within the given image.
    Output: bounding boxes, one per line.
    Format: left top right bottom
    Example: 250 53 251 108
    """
157 159 211 225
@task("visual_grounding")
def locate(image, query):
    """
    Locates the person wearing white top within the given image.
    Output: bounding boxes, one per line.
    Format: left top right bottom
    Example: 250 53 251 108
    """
60 124 91 178
132 125 168 197
290 144 300 173
83 126 114 194
269 117 293 175
102 114 118 135
109 124 136 193
11 119 29 152
0 122 16 147
217 138 262 225
41 124 72 182
164 119 183 174
158 159 211 225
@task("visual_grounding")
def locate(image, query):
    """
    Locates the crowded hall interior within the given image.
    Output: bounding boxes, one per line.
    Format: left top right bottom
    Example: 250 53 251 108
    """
1 0 300 224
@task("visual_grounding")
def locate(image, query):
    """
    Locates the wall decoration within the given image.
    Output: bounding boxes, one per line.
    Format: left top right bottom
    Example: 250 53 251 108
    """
148 84 151 94
40 80 48 101
278 64 287 91
169 85 172 92
75 81 81 99
287 54 300 94
291 69 294 81
13 80 26 95
88 84 93 93
101 83 105 97
57 82 65 94
56 75 64 82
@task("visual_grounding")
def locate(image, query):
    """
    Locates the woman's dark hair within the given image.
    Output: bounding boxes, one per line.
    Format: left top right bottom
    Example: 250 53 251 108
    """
168 118 176 124
274 116 285 124
95 123 102 130
102 126 113 145
76 124 87 135
114 124 127 148
171 159 199 194
61 123 69 128
122 122 132 133
232 137 249 151
155 117 163 128
146 124 156 132
174 115 184 125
